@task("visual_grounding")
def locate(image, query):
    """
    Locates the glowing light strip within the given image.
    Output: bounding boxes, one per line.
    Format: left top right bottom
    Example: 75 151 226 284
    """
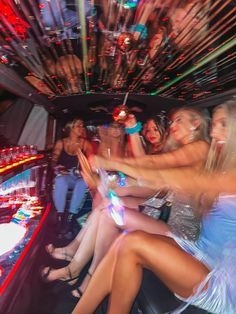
162 55 236 97
131 0 212 90
172 10 236 70
140 0 235 94
151 37 236 95
0 203 51 295
77 0 89 91
168 0 233 69
0 155 44 174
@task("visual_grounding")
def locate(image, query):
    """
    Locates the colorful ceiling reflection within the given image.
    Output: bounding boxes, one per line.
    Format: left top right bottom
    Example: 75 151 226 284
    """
0 0 235 101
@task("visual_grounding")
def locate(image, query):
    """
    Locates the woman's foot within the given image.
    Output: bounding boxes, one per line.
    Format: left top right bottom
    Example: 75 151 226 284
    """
72 271 92 297
41 266 79 285
45 244 73 262
71 287 83 299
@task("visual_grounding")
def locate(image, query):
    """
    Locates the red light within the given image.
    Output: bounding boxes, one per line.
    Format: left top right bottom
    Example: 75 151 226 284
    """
0 155 44 174
0 204 51 295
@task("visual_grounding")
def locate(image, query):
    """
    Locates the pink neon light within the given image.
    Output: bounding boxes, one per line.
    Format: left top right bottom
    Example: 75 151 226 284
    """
0 203 51 295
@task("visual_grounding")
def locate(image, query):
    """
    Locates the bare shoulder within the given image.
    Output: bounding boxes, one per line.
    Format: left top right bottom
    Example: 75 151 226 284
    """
187 140 209 154
82 139 93 153
54 139 63 149
192 140 209 149
83 139 92 147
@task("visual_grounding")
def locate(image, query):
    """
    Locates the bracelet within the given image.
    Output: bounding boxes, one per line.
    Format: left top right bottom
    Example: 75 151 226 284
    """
125 121 142 135
130 24 147 39
117 171 126 187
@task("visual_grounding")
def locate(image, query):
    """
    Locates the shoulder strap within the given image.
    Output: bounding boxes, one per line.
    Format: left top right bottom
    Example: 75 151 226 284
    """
81 138 86 153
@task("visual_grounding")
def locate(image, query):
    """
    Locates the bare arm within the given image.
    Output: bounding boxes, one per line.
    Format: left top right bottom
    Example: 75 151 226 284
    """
124 114 146 157
95 140 209 170
128 133 146 157
83 140 94 157
103 161 236 196
51 139 63 167
90 151 236 196
156 168 236 196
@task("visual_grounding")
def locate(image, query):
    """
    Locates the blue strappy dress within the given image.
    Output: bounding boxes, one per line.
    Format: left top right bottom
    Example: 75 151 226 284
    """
169 194 236 314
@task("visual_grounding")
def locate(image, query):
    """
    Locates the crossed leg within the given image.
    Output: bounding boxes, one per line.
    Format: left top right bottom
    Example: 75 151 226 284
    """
72 231 210 314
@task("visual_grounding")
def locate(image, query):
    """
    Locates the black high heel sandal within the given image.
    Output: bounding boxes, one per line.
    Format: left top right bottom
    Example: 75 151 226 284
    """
45 244 73 262
71 287 83 300
41 266 80 285
71 271 92 299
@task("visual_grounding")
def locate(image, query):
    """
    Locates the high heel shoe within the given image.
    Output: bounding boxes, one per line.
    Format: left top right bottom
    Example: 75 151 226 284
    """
71 287 83 300
41 265 80 286
71 271 92 299
45 244 72 262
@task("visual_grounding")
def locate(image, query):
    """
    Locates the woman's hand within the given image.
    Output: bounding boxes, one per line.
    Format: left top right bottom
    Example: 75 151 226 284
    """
123 114 137 128
80 170 100 190
89 155 113 171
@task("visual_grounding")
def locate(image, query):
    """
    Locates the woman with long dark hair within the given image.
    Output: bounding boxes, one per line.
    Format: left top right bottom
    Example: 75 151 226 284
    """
72 100 236 314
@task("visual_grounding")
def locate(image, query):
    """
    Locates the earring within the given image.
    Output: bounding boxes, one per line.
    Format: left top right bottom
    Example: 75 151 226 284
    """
189 126 196 131
189 126 196 142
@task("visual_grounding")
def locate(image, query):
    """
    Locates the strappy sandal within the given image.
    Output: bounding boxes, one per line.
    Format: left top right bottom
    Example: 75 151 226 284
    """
41 266 80 285
45 244 73 262
71 271 92 298
71 287 83 300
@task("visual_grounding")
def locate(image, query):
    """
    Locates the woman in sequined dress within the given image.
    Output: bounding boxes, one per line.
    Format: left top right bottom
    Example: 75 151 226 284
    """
42 107 209 297
72 100 236 314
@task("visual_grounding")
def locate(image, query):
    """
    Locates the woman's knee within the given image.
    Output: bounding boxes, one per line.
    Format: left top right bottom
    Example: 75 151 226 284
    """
99 208 113 223
118 231 147 254
118 231 165 258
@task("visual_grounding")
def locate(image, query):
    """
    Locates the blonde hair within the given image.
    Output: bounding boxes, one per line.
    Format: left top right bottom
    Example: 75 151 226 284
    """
199 99 236 214
205 99 236 172
164 107 209 151
63 118 84 136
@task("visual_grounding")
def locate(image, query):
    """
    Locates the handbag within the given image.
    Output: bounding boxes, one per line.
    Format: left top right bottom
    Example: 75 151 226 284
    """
139 191 172 222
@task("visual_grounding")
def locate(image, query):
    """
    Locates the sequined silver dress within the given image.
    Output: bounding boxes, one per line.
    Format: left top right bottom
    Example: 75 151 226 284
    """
140 191 200 241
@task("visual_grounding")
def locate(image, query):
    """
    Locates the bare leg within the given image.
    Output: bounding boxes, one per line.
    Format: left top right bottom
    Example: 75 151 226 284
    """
120 196 146 210
43 210 102 282
114 186 155 198
92 207 172 273
72 235 126 314
79 209 121 293
46 209 102 260
123 208 171 234
92 191 105 210
78 207 170 292
108 231 210 314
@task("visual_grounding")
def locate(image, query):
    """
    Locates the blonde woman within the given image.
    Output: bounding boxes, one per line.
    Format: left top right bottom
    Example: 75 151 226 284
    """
51 118 93 235
42 107 209 296
72 100 236 314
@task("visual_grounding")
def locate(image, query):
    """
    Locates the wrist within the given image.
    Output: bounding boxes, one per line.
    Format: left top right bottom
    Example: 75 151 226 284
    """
125 122 142 135
131 24 147 39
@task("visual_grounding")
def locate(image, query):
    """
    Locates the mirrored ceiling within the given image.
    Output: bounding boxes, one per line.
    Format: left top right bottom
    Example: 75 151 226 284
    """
0 0 235 102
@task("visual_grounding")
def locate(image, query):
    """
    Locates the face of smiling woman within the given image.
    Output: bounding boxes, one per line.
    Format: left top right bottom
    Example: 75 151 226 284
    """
210 108 227 146
169 110 198 145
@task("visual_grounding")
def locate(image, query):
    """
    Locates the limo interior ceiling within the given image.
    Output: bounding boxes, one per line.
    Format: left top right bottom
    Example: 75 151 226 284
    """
0 2 236 314
0 0 236 149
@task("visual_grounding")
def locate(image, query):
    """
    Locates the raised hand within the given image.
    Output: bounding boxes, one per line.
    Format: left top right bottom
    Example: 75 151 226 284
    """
123 114 137 128
77 150 99 189
88 155 112 171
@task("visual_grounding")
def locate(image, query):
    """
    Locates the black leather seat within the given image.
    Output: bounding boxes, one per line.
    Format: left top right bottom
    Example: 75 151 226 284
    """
137 269 212 314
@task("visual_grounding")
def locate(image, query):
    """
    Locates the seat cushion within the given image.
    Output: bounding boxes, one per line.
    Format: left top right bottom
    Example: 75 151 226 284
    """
138 269 212 314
